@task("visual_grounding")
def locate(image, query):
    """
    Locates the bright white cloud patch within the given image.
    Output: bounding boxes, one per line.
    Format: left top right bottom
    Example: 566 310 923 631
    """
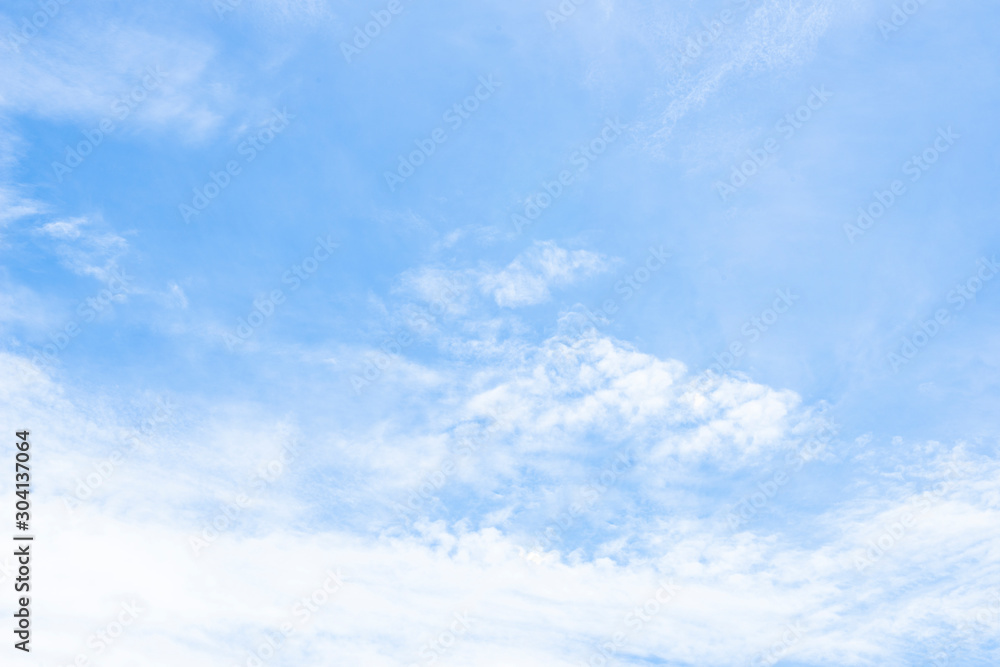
1 349 997 666
40 217 85 240
479 241 611 307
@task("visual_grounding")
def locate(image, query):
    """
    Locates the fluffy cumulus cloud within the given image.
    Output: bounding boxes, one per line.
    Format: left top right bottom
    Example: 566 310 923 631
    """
2 332 997 666
327 331 813 517
457 333 805 463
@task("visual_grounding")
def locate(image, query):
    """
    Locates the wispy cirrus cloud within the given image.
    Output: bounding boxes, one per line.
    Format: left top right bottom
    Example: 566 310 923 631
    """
0 13 228 141
637 0 847 154
33 215 130 281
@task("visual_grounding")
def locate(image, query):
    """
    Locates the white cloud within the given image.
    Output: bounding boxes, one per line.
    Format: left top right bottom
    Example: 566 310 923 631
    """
0 16 226 141
322 331 819 519
0 185 42 226
479 241 612 307
396 266 471 310
33 215 130 281
389 241 611 329
40 217 84 240
637 0 846 154
0 342 998 666
0 125 44 227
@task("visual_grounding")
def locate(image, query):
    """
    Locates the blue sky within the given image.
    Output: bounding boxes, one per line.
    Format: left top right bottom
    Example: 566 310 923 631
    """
1 0 999 665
